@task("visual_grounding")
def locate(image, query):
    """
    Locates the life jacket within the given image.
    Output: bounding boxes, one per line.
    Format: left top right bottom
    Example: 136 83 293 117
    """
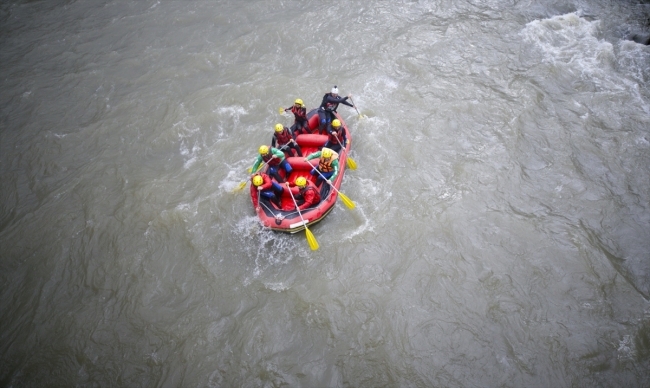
290 105 307 121
262 150 282 166
300 182 321 204
318 150 338 172
252 173 273 191
328 130 344 145
274 127 293 145
319 93 338 112
252 173 273 208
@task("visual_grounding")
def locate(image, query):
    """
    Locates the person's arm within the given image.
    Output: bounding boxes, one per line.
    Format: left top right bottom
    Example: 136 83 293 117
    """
285 183 302 210
299 189 316 210
271 135 277 147
260 176 273 191
271 147 285 160
338 96 353 108
329 160 339 181
251 155 263 172
305 151 321 161
325 95 341 105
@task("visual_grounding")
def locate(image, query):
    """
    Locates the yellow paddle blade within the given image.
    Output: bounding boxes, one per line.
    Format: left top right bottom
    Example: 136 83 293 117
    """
346 157 357 170
248 164 263 174
232 181 247 193
305 226 319 250
279 107 284 114
338 191 355 209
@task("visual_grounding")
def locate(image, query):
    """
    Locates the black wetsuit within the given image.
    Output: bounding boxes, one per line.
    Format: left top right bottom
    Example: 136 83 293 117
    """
317 93 353 134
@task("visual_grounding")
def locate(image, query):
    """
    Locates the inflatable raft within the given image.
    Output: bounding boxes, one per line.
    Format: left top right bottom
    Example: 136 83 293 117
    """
250 109 351 233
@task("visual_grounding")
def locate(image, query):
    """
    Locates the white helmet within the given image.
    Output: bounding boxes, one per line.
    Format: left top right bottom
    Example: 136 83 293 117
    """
331 86 339 94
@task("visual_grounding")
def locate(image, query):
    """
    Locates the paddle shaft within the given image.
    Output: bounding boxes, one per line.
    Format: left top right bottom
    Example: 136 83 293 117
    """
333 135 356 170
287 185 305 223
311 165 342 195
250 143 289 173
237 143 293 192
349 97 362 117
286 183 319 250
310 164 355 209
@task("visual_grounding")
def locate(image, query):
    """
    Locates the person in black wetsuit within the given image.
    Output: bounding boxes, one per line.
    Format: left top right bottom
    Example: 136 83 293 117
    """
317 85 355 134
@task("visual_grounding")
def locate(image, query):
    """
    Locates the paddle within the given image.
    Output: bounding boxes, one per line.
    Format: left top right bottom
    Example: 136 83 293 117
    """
334 135 357 170
279 107 285 114
233 180 248 193
349 97 363 119
234 157 275 193
247 143 291 173
286 183 319 250
310 165 355 209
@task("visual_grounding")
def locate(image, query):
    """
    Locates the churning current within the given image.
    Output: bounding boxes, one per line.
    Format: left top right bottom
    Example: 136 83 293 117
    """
1 0 649 386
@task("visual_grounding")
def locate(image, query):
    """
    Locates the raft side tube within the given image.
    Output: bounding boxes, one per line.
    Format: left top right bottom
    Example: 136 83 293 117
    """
295 134 328 148
286 156 317 171
307 110 320 131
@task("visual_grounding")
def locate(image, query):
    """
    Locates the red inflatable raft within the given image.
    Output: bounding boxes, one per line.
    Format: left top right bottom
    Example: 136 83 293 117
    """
250 109 351 233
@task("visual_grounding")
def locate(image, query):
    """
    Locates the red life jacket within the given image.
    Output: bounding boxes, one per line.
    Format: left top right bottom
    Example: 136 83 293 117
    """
252 173 273 191
262 151 281 166
328 130 344 145
252 173 273 208
274 127 293 145
299 182 321 207
290 106 307 121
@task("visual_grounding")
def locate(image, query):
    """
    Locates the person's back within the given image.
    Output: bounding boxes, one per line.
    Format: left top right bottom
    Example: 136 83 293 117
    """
288 177 321 210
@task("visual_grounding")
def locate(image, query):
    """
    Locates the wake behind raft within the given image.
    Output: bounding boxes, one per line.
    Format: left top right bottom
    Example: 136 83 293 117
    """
250 109 352 233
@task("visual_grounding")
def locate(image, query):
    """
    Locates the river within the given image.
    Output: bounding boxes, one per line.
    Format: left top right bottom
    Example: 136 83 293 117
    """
1 0 649 386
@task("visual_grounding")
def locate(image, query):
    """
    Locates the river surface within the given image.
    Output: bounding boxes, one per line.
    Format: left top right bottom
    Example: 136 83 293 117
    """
1 0 650 387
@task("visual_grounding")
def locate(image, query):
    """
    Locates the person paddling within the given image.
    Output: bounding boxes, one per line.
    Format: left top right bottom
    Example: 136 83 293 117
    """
271 123 302 157
283 98 310 135
305 147 339 187
323 119 347 154
317 86 355 134
251 145 293 183
252 173 284 209
286 177 321 211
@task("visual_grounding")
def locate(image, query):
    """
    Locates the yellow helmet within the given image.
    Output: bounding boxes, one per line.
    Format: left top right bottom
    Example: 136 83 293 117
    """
331 119 341 128
274 123 284 132
296 177 307 187
294 98 303 106
258 145 269 155
322 149 332 158
253 175 263 186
